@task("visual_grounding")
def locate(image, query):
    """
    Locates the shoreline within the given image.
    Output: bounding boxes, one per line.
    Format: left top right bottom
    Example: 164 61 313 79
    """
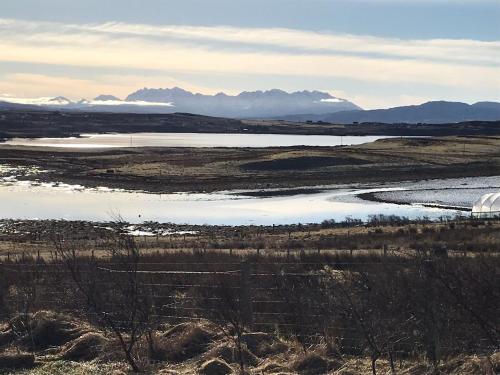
357 191 472 212
1 135 499 195
1 111 500 140
0 173 494 226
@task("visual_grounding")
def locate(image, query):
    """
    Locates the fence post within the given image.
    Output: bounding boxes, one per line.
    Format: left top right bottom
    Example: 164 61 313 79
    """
240 261 253 329
423 259 441 370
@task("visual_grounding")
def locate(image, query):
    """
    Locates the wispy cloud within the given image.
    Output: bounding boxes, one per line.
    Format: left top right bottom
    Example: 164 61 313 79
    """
84 22 500 66
0 72 223 100
0 18 498 105
2 18 498 65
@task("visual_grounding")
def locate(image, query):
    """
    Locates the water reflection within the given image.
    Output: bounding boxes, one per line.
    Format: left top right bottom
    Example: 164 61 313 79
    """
1 133 394 148
1 176 498 225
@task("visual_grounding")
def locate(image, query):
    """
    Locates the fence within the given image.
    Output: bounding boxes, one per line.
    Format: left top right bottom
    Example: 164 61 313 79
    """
0 251 498 359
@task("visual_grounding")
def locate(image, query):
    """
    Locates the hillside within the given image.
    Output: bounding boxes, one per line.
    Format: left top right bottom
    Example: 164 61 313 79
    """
281 101 500 123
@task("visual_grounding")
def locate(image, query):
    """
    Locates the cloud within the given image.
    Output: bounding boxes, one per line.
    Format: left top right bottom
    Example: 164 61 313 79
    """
0 73 114 99
0 21 500 87
0 18 498 105
0 73 224 100
0 95 172 107
1 38 497 90
2 18 498 65
84 22 500 66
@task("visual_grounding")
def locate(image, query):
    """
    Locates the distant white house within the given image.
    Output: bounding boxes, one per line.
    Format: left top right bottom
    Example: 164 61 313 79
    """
472 192 500 218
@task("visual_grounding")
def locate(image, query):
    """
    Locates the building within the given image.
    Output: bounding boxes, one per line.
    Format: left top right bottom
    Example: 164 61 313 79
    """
472 192 500 218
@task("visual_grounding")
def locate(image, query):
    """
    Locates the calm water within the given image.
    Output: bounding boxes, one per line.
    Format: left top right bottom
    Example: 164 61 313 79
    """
1 175 497 225
1 133 394 148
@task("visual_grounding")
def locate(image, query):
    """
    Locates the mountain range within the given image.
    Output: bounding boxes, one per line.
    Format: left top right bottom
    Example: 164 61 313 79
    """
125 87 360 117
1 88 499 124
281 101 500 124
0 88 359 118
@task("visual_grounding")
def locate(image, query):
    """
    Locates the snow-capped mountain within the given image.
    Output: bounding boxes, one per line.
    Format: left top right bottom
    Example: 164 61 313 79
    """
0 95 173 113
126 87 360 118
0 88 360 117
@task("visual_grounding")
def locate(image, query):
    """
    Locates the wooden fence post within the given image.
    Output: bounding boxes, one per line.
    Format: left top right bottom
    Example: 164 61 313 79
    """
240 261 253 329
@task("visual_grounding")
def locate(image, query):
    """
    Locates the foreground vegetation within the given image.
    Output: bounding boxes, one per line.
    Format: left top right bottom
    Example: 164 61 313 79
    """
0 312 497 374
0 218 498 374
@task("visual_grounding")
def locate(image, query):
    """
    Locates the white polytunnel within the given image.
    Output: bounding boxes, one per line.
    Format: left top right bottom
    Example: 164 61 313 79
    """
472 192 500 218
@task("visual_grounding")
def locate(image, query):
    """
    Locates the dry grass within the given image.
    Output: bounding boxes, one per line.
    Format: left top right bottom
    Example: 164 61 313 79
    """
155 323 219 362
7 311 89 352
0 312 496 374
2 218 499 262
6 361 128 375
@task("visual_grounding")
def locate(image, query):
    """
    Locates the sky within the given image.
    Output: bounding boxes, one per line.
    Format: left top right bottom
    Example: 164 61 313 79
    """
0 0 499 109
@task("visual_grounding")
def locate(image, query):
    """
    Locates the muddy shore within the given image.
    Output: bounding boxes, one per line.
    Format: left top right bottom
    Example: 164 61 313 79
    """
0 136 499 194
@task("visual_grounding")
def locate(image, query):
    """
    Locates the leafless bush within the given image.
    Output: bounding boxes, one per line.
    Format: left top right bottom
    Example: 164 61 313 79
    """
53 228 157 372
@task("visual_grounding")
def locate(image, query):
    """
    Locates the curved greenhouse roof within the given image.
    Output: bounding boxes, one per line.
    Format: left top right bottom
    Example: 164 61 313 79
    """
472 192 500 218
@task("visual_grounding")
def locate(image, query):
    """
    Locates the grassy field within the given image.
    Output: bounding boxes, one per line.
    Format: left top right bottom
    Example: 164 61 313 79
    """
1 217 500 260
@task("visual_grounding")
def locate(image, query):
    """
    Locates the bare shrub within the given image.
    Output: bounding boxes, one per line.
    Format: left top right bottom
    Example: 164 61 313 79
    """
54 228 157 372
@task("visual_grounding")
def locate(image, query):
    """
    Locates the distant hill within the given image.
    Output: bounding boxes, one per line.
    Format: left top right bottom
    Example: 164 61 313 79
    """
0 101 42 111
281 101 500 124
126 87 360 118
